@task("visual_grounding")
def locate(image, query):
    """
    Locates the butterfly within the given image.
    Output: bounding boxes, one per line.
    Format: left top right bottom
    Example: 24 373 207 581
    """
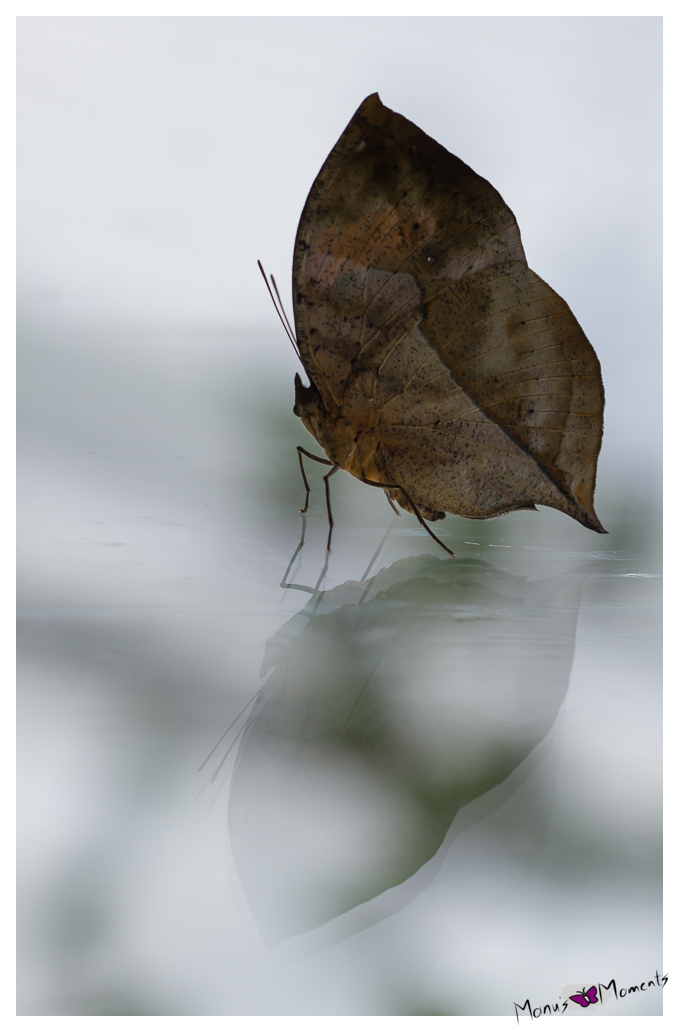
262 93 605 554
569 986 599 1008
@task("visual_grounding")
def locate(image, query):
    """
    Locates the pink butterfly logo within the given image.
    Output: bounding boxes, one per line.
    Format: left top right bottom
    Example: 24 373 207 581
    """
569 986 599 1007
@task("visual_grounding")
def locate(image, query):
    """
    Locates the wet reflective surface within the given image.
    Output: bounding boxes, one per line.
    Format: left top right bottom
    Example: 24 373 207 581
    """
230 551 585 945
17 325 661 1015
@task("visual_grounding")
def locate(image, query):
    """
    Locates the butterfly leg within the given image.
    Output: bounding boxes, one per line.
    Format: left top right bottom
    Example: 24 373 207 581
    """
323 464 341 552
385 492 400 516
359 476 455 558
403 492 455 558
296 446 334 513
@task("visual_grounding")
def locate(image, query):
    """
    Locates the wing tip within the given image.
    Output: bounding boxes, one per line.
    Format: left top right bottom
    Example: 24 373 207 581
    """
356 92 388 120
572 506 607 534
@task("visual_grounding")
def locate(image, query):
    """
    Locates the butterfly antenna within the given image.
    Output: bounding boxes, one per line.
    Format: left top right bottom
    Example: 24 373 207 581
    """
257 260 303 364
270 274 297 346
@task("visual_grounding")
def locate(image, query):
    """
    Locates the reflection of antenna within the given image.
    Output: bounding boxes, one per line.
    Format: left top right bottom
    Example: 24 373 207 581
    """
197 694 257 775
195 686 263 808
257 260 303 365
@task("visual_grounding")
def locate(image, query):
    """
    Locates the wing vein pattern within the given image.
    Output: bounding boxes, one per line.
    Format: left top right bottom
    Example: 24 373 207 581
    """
292 93 605 532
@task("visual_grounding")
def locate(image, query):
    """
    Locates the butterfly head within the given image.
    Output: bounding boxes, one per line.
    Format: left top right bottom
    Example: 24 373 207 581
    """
293 373 323 420
293 372 329 444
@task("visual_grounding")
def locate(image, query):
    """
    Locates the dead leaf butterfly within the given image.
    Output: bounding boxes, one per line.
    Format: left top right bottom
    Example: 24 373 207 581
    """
261 93 605 555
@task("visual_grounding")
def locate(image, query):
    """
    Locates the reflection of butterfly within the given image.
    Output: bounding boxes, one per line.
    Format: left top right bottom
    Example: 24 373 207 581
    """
569 986 599 1007
268 93 606 553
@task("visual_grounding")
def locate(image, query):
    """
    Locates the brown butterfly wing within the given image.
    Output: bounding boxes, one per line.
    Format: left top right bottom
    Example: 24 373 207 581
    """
292 93 605 531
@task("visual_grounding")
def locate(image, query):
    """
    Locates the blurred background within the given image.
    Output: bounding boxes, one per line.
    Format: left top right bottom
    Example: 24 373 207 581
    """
17 16 662 1016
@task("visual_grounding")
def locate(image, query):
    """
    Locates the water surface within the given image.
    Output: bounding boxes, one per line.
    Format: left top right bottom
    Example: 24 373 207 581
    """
17 324 662 1016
